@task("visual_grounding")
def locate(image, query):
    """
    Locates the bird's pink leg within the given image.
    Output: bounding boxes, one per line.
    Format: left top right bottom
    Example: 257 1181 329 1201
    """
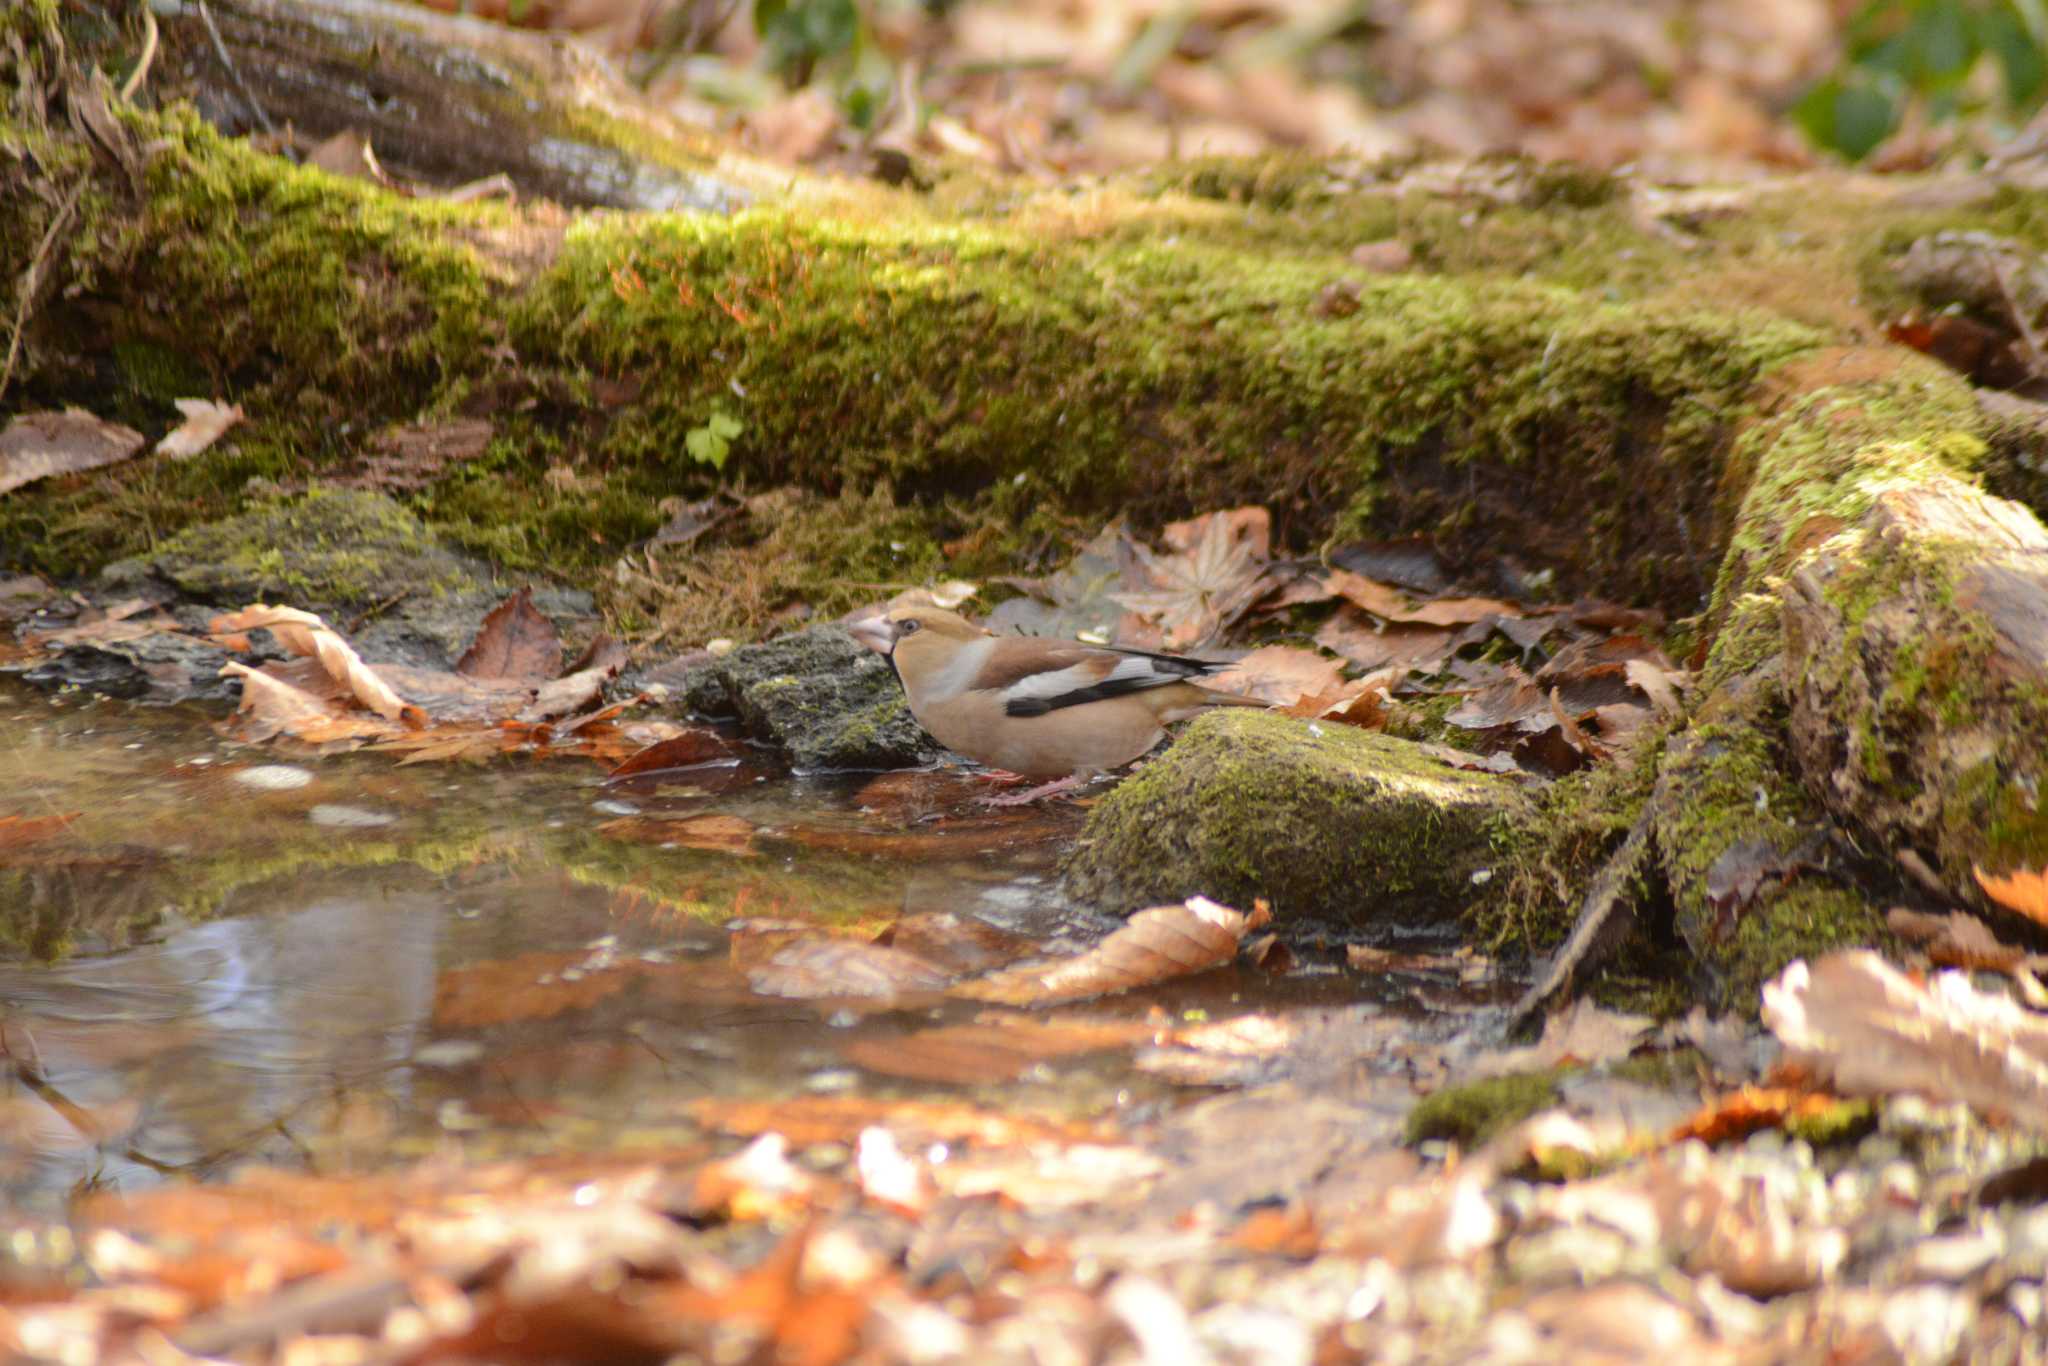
976 773 1090 806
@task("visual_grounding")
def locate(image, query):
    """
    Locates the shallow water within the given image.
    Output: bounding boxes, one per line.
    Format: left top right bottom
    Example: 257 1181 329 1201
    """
0 682 1504 1212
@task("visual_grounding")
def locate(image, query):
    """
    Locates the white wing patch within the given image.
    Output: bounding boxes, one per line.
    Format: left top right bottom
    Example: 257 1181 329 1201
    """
998 656 1179 704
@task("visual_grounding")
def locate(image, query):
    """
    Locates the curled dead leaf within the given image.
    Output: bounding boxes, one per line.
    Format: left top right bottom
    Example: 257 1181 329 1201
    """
950 896 1271 1005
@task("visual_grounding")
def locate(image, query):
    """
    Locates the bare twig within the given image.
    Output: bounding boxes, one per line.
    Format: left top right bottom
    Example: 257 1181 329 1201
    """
195 0 277 136
0 172 89 410
118 0 158 104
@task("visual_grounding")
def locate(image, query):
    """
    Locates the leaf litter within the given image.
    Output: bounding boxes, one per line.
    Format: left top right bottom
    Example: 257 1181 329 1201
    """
952 507 1678 782
17 506 2048 1358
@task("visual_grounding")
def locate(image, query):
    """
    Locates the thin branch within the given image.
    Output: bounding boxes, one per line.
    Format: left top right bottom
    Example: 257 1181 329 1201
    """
0 172 89 410
119 1 158 104
196 0 277 136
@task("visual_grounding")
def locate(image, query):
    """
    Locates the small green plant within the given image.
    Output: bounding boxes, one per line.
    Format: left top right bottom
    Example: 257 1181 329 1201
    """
1797 0 2048 159
686 410 744 470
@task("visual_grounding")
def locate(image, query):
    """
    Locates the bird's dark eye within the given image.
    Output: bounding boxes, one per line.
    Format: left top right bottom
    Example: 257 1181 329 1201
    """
899 619 921 634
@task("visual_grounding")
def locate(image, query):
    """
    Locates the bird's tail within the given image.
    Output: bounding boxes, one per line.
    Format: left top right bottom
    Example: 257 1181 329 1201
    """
1191 687 1270 708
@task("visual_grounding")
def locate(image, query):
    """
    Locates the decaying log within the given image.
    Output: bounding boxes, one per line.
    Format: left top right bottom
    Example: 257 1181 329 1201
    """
1783 473 2048 900
148 0 750 210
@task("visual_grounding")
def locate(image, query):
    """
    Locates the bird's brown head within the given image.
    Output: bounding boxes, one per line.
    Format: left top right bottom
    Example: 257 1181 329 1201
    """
846 605 986 662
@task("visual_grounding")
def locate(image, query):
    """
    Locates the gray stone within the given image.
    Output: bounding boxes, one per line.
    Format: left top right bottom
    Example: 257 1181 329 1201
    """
662 625 942 772
98 486 595 669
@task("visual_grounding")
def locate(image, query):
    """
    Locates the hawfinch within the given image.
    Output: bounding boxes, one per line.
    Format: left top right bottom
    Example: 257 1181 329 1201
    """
847 606 1265 799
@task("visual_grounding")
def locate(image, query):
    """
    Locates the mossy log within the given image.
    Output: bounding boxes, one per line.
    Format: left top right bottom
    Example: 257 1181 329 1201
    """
149 0 750 211
13 0 2048 1003
1783 473 2048 890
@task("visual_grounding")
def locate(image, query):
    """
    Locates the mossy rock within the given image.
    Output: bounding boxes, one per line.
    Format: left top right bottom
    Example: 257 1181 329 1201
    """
95 486 593 667
672 625 942 772
101 486 486 608
1059 710 1533 934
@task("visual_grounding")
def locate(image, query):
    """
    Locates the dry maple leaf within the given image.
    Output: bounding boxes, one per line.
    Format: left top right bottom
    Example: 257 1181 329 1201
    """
1974 863 2048 928
1112 511 1272 650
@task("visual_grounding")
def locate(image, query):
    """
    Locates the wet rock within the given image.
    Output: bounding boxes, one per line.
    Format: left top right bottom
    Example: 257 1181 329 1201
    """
18 625 247 703
1060 710 1534 934
664 626 941 772
98 486 593 667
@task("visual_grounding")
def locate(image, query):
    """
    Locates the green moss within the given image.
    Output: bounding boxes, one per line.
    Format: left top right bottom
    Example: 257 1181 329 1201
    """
1487 731 1663 955
1708 368 1986 623
1654 658 1886 1011
100 485 485 607
4 98 1846 624
1406 1070 1564 1147
1783 1097 1875 1148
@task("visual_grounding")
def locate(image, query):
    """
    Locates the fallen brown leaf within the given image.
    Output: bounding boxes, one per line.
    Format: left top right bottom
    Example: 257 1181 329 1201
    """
457 587 562 684
0 811 80 851
1762 950 2048 1129
218 661 405 747
746 938 953 1000
606 730 744 780
873 911 1040 975
675 1134 822 1223
304 127 387 182
1470 999 1652 1078
1323 569 1521 627
599 813 759 856
687 1096 1111 1148
0 408 146 495
840 1013 1155 1084
155 399 244 460
951 896 1271 1005
212 605 420 724
1667 1085 1858 1147
1313 609 1454 673
1888 906 2046 975
433 950 635 1029
1205 644 1345 707
1975 863 2048 928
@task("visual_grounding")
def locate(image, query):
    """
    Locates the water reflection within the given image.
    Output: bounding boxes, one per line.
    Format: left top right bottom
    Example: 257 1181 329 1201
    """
0 685 1497 1214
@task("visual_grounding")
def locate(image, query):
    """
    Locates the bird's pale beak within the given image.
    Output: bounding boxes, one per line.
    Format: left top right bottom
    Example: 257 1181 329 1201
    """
845 615 894 656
